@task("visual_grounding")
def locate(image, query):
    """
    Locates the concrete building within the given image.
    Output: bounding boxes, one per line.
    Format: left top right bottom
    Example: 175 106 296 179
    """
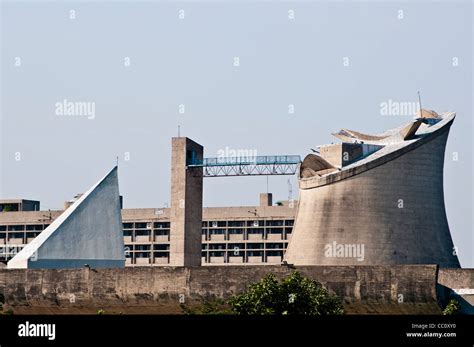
0 194 295 266
0 199 40 212
284 110 460 267
0 110 461 269
6 167 125 269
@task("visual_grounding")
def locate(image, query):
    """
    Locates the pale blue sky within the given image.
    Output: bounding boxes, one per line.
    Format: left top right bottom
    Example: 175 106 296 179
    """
1 0 472 266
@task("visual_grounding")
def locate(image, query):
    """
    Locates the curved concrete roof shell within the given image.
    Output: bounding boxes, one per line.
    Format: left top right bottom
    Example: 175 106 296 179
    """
285 111 459 267
300 112 455 190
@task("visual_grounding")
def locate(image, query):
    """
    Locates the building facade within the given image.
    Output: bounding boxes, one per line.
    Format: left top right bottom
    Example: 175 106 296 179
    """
0 194 295 266
285 110 460 267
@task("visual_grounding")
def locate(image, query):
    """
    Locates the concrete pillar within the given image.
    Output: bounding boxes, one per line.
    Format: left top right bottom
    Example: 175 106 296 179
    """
169 137 203 267
260 193 273 207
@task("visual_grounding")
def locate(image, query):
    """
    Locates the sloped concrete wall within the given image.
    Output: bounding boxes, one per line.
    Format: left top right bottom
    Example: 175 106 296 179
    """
0 265 440 314
285 126 459 267
7 167 125 269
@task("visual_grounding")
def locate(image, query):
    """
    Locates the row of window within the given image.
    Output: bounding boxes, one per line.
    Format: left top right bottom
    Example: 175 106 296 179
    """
123 230 169 237
122 220 294 229
205 228 292 235
203 243 287 250
127 252 169 258
124 251 284 259
0 233 290 244
0 225 49 232
202 220 294 228
123 222 170 229
0 232 41 239
204 251 283 257
122 228 293 238
125 244 169 251
0 220 294 233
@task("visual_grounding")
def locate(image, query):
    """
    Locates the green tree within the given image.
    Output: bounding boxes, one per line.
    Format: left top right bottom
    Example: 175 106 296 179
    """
229 271 344 315
443 299 460 315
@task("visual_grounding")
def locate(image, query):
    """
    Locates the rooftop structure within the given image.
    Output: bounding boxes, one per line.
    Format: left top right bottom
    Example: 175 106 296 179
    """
0 200 40 212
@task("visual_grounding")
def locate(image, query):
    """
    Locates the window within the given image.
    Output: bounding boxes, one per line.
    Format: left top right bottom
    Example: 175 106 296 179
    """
228 228 244 234
26 225 44 231
135 230 149 236
153 244 169 251
228 221 245 227
154 222 170 229
155 229 169 236
8 232 24 239
209 229 225 235
0 203 19 212
247 220 264 227
267 228 283 234
228 244 245 255
266 243 284 249
267 251 283 257
135 244 150 251
123 230 132 236
247 243 264 250
186 150 197 165
8 225 24 231
123 223 133 229
285 220 294 226
266 220 284 226
247 228 262 235
208 244 226 250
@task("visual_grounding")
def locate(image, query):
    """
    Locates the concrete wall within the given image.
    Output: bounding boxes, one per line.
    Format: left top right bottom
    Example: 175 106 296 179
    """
438 268 474 314
285 125 459 267
320 143 364 167
169 137 203 267
7 167 125 269
0 265 443 314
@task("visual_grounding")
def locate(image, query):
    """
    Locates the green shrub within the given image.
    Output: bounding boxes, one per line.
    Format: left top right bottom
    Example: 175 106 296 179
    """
229 271 344 315
443 299 460 315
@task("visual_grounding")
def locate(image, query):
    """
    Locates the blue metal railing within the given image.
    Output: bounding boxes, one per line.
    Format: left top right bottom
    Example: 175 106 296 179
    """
188 155 301 167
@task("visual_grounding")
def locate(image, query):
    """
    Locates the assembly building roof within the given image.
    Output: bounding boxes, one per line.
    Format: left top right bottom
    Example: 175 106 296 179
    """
301 110 456 189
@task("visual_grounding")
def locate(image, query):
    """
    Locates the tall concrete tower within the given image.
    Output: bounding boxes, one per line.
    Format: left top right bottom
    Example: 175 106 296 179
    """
169 137 203 267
